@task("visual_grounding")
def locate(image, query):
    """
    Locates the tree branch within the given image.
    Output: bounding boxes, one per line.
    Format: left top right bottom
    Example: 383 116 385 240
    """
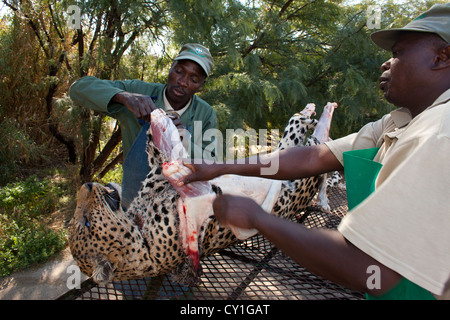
96 152 124 180
3 0 50 58
92 127 122 174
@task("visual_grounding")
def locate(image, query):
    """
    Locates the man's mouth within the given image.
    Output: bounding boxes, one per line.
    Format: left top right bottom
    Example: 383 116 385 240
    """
379 76 389 90
172 86 185 97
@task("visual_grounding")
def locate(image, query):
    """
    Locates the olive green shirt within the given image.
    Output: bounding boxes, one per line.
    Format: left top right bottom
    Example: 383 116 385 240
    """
69 76 218 160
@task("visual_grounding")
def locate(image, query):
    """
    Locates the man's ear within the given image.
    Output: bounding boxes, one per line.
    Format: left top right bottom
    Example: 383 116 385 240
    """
432 44 450 70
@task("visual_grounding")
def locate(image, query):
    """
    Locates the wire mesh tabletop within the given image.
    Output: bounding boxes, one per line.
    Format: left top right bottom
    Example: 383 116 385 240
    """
58 185 365 300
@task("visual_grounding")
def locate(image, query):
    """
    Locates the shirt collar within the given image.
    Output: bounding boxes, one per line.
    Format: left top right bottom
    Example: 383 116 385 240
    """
390 108 412 129
163 87 192 117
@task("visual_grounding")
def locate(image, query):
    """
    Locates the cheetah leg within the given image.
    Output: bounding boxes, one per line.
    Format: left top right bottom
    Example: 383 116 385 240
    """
299 103 317 118
316 173 331 212
312 102 337 212
312 102 337 143
150 108 188 161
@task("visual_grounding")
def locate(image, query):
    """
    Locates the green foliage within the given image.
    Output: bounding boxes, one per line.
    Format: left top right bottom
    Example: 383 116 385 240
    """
0 119 48 185
0 175 67 277
193 0 447 140
99 165 123 186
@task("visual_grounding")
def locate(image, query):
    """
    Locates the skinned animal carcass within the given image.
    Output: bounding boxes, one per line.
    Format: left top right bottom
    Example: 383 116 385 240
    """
68 103 338 286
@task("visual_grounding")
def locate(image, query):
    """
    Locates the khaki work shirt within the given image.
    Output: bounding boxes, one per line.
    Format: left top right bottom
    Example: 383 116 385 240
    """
325 89 450 296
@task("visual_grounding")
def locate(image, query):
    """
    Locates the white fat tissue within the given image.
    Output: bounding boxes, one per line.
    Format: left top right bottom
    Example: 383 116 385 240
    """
176 193 216 271
211 175 282 239
151 109 283 272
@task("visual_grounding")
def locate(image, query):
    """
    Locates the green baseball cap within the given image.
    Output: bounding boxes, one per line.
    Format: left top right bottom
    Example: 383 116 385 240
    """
371 3 450 51
174 43 214 76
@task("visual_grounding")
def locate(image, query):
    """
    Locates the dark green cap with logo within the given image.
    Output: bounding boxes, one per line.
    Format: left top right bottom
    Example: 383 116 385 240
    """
174 43 214 76
371 3 450 51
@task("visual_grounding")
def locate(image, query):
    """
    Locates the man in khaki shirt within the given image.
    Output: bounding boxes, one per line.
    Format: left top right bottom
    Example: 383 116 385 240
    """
179 4 450 299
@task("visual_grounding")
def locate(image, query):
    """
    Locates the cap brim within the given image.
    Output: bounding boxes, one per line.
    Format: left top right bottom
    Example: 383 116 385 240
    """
370 28 441 51
174 54 209 77
370 29 402 51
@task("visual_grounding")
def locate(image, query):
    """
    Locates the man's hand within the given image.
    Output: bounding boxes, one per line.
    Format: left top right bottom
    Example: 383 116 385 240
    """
166 111 185 130
176 162 225 186
212 194 264 230
113 92 156 122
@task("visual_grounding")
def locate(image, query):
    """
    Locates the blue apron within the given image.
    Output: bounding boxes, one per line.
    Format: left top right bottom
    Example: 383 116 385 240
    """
121 120 151 210
343 148 435 300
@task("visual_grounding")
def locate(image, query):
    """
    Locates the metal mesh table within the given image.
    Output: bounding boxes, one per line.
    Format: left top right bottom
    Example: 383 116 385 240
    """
59 186 364 300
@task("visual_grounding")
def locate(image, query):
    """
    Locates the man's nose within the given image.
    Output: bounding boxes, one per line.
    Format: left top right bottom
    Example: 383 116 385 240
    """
178 74 188 87
381 58 392 72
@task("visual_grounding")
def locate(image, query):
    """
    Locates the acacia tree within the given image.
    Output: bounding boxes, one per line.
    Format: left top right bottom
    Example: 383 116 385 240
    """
2 0 78 163
1 0 169 183
169 0 445 138
173 0 392 136
68 0 168 182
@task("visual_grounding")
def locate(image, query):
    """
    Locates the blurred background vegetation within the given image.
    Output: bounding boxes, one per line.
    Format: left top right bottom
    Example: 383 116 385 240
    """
0 0 445 275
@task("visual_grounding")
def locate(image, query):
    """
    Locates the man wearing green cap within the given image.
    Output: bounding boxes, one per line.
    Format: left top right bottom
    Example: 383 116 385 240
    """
178 4 450 299
70 43 218 209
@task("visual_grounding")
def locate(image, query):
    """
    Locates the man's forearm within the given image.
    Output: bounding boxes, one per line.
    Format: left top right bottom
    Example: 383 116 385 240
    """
218 144 343 180
251 209 401 296
69 76 124 113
